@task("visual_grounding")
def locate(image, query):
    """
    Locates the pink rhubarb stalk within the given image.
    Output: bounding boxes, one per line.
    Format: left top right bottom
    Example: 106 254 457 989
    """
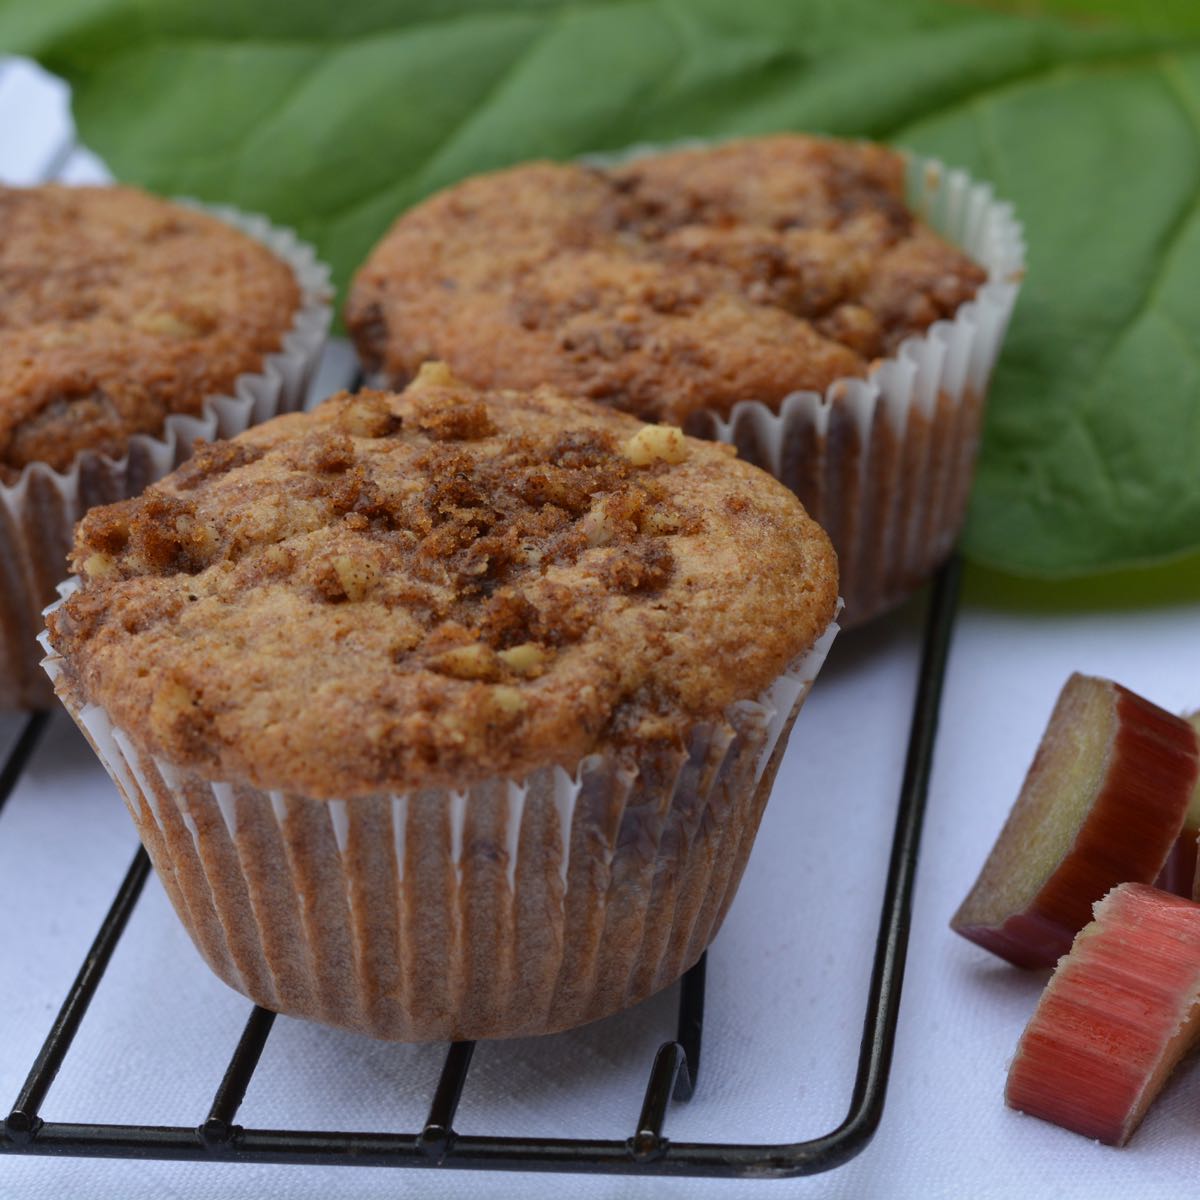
1155 712 1200 897
952 674 1199 968
1006 882 1200 1146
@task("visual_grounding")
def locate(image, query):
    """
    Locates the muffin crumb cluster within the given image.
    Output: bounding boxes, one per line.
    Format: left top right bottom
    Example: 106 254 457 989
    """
347 135 985 424
49 366 836 797
0 185 299 479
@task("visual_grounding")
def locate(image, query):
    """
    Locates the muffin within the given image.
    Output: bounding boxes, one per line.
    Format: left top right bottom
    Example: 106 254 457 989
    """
346 134 1024 626
42 364 839 1041
0 184 332 709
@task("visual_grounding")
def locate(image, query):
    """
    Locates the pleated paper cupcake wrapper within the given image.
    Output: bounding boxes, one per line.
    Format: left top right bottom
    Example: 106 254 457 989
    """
40 598 838 1042
585 143 1026 628
0 201 333 711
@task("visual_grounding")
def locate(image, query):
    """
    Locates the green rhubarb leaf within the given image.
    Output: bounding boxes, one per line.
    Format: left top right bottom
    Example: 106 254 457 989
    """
2 0 1198 579
899 49 1200 575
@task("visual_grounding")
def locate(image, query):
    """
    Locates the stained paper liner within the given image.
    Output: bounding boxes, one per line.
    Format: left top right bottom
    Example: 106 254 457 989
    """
41 598 838 1042
0 202 333 711
584 142 1026 627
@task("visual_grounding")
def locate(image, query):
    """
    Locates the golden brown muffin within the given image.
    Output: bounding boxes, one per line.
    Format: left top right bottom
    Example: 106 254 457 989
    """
347 136 1023 632
1 185 327 712
345 136 985 426
44 366 839 1040
0 184 301 481
49 363 837 799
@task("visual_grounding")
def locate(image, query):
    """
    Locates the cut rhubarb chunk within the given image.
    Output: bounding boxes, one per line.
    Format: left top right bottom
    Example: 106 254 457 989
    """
1157 711 1200 897
952 674 1199 968
1188 712 1200 901
1006 882 1200 1145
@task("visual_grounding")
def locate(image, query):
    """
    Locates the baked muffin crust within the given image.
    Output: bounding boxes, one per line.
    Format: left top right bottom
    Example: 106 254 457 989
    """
346 135 986 425
0 185 300 481
47 365 837 799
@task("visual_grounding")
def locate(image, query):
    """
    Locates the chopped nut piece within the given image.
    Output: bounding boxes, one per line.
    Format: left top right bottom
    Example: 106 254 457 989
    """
413 360 458 390
338 393 402 439
133 310 198 338
149 678 195 737
579 500 615 547
194 522 218 553
432 641 498 680
488 685 526 716
388 628 423 659
82 552 118 580
640 508 682 536
331 555 379 603
622 425 689 467
498 643 548 676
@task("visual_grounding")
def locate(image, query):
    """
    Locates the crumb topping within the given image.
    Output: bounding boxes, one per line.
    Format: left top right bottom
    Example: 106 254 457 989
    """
346 135 986 424
0 185 300 479
48 366 837 798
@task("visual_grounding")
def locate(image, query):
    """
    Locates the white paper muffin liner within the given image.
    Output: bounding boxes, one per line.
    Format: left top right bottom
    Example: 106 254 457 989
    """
40 593 838 1042
584 141 1026 627
0 200 333 711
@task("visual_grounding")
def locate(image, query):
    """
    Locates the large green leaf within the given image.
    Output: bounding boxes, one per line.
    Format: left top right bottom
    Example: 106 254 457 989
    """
3 0 1198 578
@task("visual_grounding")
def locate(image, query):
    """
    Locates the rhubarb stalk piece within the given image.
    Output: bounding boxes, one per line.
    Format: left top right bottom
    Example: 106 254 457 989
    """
952 674 1199 968
1006 882 1200 1145
1187 712 1200 901
1154 711 1200 897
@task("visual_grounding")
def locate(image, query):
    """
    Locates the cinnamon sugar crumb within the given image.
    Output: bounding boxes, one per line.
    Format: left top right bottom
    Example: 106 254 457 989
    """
0 185 299 480
347 135 985 425
49 369 837 798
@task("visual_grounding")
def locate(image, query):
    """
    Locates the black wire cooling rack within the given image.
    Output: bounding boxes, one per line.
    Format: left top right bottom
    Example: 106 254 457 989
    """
0 557 961 1180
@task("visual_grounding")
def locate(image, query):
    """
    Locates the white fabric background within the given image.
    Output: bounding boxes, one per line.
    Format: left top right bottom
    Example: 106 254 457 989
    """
3 57 1200 1200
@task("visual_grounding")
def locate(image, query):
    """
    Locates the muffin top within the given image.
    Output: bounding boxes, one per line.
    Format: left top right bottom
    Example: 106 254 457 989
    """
0 185 300 482
346 135 985 426
47 365 838 799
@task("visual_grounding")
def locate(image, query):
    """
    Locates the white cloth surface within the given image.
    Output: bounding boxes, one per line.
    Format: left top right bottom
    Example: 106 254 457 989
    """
4 52 1200 1200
